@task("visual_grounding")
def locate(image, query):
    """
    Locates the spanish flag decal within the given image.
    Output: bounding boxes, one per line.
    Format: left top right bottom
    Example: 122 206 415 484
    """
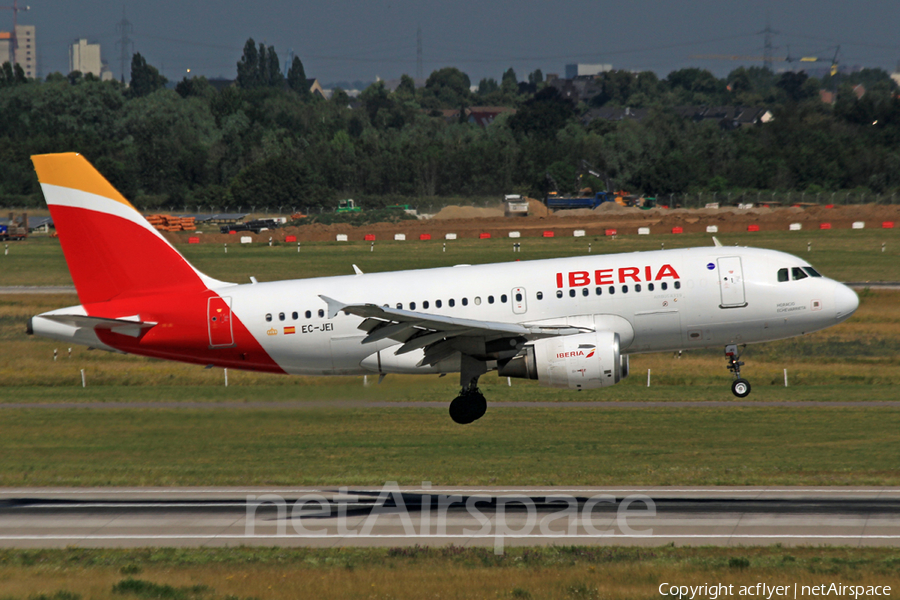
284 326 296 335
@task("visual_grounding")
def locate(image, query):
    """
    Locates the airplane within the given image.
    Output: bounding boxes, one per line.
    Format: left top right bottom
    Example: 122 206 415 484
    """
28 153 860 424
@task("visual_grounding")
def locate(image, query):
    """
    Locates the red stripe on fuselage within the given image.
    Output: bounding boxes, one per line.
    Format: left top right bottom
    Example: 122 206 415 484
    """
87 290 285 373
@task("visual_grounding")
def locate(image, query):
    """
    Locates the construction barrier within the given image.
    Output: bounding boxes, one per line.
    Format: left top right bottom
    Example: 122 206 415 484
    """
747 224 760 232
394 233 406 241
605 229 617 236
671 227 683 234
573 230 585 237
445 233 457 240
241 236 252 244
336 234 348 242
509 231 521 238
542 231 554 238
419 234 431 241
285 235 297 242
819 223 832 230
825 204 834 209
479 233 491 239
706 225 718 233
852 222 865 229
884 222 895 229
364 234 376 241
790 223 802 231
188 237 200 244
638 227 650 235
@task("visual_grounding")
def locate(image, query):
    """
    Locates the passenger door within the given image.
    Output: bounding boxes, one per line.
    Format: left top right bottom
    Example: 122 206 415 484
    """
717 257 747 308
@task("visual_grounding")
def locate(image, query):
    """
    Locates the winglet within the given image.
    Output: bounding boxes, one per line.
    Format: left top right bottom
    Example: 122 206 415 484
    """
318 295 347 319
712 236 723 247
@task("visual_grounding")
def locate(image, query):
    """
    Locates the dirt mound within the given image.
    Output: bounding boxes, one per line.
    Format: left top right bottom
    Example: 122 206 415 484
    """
433 205 504 219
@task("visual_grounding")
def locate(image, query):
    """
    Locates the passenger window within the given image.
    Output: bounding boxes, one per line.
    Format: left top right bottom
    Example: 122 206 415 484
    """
397 303 403 309
265 313 272 322
648 283 654 291
608 286 615 295
501 294 508 303
318 309 325 318
462 298 468 306
488 296 494 304
674 281 681 290
778 268 789 282
622 285 628 293
661 282 668 290
410 302 416 310
569 289 576 298
474 297 482 305
556 290 563 299
449 299 455 307
595 287 602 296
516 293 523 301
305 310 311 319
423 300 430 309
792 267 808 280
292 311 298 320
536 292 543 300
635 284 641 292
436 300 442 308
582 288 589 297
279 312 285 321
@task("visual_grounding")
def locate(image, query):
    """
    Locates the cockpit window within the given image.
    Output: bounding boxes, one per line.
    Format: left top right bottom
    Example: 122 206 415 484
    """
802 266 822 277
777 268 789 282
791 267 808 281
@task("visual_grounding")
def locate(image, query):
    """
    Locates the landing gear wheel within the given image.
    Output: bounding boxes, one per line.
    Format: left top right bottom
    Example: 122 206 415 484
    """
449 391 487 424
731 378 751 398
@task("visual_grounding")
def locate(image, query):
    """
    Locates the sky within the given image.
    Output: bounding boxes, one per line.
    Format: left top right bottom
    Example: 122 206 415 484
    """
12 0 900 87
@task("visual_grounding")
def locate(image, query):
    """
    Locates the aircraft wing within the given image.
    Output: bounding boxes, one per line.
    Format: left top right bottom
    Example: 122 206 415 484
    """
319 295 586 366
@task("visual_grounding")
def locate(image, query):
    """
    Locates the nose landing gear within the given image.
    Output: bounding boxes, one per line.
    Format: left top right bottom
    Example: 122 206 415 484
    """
725 344 751 398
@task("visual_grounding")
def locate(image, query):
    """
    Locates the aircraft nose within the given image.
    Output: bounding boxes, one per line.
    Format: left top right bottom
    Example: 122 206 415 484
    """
835 283 859 321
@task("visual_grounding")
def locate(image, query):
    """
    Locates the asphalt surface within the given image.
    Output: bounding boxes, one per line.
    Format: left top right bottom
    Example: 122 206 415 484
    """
2 487 900 549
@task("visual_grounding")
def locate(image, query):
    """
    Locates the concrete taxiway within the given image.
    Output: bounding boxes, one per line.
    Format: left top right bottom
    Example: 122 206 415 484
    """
2 487 900 549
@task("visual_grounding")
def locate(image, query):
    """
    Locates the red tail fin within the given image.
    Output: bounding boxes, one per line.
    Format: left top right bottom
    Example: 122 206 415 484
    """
32 153 222 305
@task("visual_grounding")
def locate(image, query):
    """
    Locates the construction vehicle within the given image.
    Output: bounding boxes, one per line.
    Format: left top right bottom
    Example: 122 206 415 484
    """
219 218 282 234
0 212 28 241
504 194 529 217
336 199 362 214
544 164 616 210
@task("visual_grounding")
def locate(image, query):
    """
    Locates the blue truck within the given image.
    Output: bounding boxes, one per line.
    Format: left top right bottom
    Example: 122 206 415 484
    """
544 190 616 210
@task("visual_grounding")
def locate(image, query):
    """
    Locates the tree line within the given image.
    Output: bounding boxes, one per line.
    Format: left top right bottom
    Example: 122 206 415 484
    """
1 39 899 211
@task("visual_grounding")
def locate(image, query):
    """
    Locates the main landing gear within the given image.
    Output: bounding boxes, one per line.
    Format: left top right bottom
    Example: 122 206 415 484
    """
725 344 751 398
449 356 488 424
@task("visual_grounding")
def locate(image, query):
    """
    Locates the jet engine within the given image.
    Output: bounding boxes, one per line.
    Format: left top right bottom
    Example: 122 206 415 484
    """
498 331 628 389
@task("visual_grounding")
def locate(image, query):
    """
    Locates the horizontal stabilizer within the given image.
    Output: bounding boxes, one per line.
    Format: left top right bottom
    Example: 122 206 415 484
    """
42 314 157 338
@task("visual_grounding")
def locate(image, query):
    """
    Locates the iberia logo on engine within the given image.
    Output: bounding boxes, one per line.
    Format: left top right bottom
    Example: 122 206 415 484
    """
557 349 596 359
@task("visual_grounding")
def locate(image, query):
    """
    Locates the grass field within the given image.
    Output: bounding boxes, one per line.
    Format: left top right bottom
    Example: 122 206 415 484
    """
2 546 899 600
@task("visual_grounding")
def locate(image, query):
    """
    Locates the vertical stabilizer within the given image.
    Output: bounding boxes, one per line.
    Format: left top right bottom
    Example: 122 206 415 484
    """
31 153 224 304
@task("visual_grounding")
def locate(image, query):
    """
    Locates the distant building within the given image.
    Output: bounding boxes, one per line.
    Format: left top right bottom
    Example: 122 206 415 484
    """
565 63 612 79
0 24 36 78
582 105 772 130
69 39 113 81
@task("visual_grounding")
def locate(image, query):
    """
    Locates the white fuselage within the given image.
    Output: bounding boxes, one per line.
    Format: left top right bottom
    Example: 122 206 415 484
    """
217 246 858 376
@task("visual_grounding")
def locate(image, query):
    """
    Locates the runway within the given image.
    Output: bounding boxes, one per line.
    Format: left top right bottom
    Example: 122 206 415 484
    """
2 487 900 549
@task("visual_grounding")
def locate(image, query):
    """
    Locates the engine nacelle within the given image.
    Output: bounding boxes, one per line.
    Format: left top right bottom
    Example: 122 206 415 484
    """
498 331 628 390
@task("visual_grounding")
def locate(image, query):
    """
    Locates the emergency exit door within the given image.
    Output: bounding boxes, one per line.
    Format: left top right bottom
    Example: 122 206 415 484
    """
511 287 527 314
208 296 235 348
717 257 747 308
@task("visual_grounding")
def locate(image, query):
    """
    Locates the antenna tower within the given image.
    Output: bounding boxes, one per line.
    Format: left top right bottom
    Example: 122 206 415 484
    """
0 0 30 61
115 7 133 83
758 16 778 71
416 26 423 79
